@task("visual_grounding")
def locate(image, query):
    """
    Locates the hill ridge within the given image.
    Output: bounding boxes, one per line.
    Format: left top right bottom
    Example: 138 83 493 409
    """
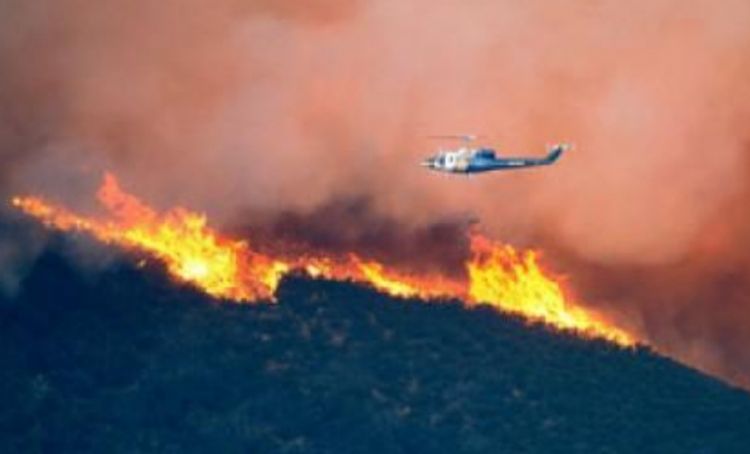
2 247 750 453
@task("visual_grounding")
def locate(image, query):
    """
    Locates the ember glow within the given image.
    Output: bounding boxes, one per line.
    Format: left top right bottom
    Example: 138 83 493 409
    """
11 173 634 346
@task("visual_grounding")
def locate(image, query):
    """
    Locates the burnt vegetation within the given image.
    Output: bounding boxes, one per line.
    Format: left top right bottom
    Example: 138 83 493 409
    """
2 231 750 453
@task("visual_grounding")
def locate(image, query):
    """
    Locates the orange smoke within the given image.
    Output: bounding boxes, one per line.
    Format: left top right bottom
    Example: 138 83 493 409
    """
11 173 634 346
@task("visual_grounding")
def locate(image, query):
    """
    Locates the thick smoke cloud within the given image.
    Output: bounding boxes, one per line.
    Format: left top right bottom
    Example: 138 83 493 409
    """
240 196 471 277
2 0 750 387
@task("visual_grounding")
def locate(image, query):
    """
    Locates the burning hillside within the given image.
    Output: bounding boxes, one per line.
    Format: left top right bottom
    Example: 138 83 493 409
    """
11 173 633 345
2 238 749 453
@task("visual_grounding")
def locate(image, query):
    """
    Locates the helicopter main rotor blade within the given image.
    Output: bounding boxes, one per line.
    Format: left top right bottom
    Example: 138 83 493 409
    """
427 134 483 142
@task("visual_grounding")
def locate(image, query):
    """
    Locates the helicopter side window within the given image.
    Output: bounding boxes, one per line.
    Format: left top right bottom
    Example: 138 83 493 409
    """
477 149 495 159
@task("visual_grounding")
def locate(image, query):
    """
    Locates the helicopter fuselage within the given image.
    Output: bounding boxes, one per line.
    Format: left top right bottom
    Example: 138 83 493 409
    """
421 145 566 174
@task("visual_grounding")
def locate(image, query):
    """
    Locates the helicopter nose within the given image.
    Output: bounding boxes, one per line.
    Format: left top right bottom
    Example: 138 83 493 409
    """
421 158 434 168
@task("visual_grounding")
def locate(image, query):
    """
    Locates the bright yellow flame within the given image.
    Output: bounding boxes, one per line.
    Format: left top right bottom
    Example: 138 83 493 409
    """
467 234 634 345
11 173 635 346
12 173 285 301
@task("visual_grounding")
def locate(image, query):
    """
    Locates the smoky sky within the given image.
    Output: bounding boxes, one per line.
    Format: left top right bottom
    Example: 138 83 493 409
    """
2 0 750 388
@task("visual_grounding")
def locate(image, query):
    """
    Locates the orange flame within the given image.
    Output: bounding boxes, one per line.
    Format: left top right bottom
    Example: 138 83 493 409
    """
11 173 634 345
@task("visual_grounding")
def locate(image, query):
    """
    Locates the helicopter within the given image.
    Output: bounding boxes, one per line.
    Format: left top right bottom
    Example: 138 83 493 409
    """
421 135 569 174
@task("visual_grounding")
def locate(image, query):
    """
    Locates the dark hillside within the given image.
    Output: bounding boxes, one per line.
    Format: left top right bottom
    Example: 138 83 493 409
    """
2 242 750 453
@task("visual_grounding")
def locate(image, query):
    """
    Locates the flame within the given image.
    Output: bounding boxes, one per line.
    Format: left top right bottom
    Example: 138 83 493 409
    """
11 173 635 346
12 174 286 301
352 257 465 300
467 235 634 345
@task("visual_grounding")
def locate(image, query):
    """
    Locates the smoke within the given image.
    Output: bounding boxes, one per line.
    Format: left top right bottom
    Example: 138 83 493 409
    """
2 0 750 386
239 196 472 277
546 164 750 388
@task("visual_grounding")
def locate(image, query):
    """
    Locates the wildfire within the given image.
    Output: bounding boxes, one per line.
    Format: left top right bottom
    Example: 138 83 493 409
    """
11 173 634 345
